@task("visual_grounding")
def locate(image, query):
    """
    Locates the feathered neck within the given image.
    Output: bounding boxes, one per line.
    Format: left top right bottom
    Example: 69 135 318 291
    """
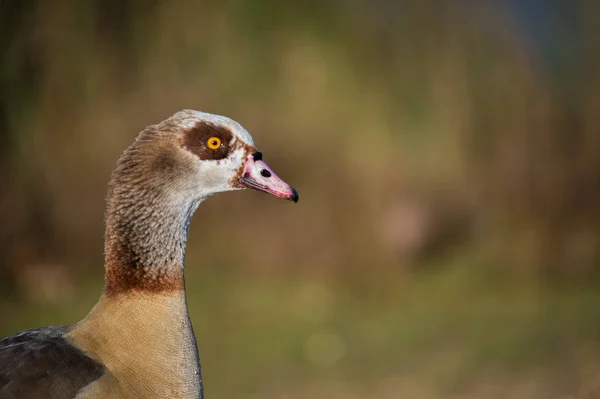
102 132 202 296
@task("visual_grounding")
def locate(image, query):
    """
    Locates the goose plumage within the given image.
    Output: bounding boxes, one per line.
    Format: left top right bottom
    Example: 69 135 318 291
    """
0 110 298 398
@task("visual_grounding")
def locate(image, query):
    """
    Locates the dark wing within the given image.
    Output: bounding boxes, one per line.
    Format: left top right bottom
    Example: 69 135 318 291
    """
0 326 105 399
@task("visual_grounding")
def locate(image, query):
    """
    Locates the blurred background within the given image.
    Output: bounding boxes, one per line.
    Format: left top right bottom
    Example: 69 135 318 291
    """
1 1 600 398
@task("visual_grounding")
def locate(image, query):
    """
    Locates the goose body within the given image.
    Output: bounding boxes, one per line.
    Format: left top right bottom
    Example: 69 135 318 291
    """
0 110 298 398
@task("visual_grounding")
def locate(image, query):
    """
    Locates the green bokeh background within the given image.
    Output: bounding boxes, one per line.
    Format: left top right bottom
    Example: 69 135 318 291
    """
2 1 600 398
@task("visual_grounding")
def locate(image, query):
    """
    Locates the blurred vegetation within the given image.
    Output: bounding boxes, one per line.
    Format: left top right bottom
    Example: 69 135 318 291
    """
1 1 600 397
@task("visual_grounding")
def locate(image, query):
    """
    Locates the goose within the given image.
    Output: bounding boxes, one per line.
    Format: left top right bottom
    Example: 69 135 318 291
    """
0 110 298 398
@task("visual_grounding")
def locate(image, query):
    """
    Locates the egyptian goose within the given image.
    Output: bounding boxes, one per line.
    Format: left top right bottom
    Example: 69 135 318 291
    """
0 110 298 398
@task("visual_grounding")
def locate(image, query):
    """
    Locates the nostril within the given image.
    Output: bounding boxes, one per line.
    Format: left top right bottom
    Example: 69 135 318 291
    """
260 169 272 178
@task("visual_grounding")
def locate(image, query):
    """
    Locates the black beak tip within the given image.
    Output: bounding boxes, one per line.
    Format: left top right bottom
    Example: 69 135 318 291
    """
290 188 299 203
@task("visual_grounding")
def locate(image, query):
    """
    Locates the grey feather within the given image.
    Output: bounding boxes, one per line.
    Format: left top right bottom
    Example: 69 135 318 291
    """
0 326 105 399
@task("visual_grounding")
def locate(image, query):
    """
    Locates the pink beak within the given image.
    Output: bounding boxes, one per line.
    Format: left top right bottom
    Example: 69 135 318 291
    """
237 152 299 203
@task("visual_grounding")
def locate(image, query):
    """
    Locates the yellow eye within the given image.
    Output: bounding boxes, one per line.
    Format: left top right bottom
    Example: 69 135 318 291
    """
207 137 221 150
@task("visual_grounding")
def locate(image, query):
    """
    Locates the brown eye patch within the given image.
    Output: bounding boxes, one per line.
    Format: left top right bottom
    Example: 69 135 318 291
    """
181 121 234 161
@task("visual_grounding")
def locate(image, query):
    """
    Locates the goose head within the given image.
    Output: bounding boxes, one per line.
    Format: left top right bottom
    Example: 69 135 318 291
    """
103 109 297 295
119 109 298 204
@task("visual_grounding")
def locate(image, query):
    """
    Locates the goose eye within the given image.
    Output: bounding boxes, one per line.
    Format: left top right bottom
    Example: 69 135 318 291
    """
207 137 222 150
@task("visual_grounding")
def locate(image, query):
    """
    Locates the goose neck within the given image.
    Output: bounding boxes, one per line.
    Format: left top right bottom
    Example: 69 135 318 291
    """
103 180 202 295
